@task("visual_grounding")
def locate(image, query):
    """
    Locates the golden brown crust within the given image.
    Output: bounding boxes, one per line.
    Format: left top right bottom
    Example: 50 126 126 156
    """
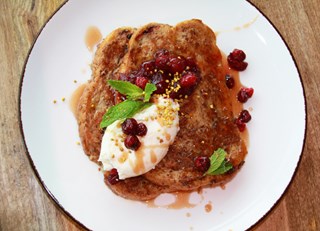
104 174 171 201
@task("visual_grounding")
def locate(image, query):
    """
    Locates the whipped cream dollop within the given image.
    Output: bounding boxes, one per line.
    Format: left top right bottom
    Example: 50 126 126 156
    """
99 96 180 179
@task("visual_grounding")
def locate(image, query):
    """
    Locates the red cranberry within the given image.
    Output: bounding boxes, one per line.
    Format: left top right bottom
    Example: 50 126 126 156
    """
136 123 147 136
122 118 138 135
225 74 235 89
237 87 254 103
135 76 149 89
155 52 170 70
235 118 246 132
124 135 141 151
180 72 197 88
227 49 248 71
194 156 210 172
167 56 187 73
230 49 246 62
107 168 119 185
239 110 251 123
154 49 170 71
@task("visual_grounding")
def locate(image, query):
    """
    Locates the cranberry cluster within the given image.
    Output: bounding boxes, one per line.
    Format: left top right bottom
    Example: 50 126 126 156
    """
106 118 148 185
227 49 248 71
122 118 147 151
235 109 252 132
120 49 200 99
225 49 254 132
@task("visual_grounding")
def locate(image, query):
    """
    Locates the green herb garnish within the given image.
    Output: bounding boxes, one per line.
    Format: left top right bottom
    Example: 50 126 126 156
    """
107 80 157 101
108 80 144 100
100 100 152 128
99 80 157 128
205 148 233 175
144 83 157 102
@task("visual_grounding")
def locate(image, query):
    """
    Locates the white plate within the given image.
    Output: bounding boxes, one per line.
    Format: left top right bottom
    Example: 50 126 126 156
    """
20 0 306 230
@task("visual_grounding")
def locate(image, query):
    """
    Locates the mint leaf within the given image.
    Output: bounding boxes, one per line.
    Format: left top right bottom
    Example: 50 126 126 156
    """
100 100 152 128
205 148 233 175
144 83 157 102
108 80 144 100
206 148 227 173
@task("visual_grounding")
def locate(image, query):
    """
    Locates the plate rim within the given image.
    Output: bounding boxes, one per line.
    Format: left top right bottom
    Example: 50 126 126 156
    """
244 1 307 229
18 0 307 230
18 1 89 230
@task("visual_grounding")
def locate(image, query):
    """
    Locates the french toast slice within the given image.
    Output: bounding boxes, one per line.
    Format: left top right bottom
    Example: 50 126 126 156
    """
118 19 247 191
77 27 135 162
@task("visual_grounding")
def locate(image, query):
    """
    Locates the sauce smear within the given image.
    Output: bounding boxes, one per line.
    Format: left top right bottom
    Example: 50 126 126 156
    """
70 84 87 119
204 201 213 213
146 191 198 209
85 26 102 52
221 53 249 144
168 191 196 209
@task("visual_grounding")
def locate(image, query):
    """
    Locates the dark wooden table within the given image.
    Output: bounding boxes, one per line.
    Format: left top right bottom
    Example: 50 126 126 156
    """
1 0 319 230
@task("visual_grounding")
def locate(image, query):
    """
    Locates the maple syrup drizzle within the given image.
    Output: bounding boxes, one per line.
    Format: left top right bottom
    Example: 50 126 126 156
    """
234 15 259 30
216 15 259 36
150 150 157 164
85 26 102 52
132 148 146 175
146 191 205 209
70 84 87 119
167 192 196 209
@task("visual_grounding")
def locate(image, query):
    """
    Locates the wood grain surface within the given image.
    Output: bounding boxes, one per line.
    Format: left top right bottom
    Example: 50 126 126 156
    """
0 0 319 230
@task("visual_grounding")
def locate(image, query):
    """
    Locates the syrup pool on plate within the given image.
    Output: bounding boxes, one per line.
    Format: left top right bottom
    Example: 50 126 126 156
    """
85 26 102 52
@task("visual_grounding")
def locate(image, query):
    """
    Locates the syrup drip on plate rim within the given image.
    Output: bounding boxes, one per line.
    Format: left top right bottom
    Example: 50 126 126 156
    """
215 15 259 36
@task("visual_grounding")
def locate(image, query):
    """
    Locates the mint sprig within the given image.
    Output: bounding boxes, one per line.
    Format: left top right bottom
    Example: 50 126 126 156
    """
107 80 157 101
205 148 233 175
99 80 157 128
108 80 144 100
